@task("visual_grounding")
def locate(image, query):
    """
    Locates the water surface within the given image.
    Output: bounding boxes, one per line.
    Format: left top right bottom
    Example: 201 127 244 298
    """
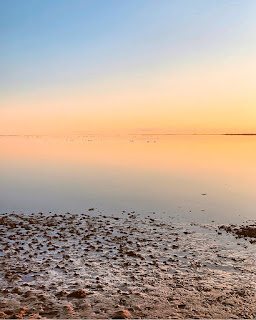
1 135 256 223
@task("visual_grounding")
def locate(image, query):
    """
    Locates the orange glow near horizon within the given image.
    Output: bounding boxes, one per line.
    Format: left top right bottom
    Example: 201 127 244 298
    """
1 55 256 135
1 135 256 181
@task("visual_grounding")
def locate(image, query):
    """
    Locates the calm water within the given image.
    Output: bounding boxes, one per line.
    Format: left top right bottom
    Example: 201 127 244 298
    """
1 135 256 223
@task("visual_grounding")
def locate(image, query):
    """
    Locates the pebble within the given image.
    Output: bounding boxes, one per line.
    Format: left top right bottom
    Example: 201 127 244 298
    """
112 309 132 319
68 289 87 299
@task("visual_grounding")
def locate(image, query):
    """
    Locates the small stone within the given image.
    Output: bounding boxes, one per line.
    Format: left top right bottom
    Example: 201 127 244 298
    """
134 305 142 311
63 304 74 313
27 314 41 319
0 312 8 319
125 250 145 259
173 301 186 309
56 290 70 297
68 289 87 299
12 287 23 294
10 307 28 319
112 309 132 319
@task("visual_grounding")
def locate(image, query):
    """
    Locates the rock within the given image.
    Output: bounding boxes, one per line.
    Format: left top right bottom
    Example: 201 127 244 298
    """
56 290 70 297
126 250 145 259
23 290 37 298
27 314 41 319
10 307 28 319
0 312 8 319
134 305 142 311
12 287 23 294
68 289 87 298
173 301 186 309
112 309 132 319
63 304 74 313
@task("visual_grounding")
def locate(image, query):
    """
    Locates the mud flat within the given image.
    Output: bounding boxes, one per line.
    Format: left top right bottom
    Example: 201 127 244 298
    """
0 211 255 319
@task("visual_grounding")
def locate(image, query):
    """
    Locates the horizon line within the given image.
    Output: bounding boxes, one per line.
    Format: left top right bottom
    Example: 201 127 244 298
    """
1 133 256 137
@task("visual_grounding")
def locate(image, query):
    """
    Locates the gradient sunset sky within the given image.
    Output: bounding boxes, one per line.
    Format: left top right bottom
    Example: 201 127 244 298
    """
1 0 256 135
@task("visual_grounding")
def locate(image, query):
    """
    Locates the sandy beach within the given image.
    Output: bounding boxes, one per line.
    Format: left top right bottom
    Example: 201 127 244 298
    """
0 210 255 319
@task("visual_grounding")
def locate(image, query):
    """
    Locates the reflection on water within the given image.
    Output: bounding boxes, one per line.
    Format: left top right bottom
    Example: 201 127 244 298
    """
0 135 256 223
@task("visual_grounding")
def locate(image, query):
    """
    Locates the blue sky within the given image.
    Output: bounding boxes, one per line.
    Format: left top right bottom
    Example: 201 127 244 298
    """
1 0 255 91
1 1 256 134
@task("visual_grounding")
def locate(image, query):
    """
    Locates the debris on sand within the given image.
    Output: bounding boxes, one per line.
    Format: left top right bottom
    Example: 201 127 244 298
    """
219 223 256 242
0 211 255 319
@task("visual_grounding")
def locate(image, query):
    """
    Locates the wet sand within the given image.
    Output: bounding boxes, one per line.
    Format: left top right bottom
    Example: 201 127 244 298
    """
0 211 255 319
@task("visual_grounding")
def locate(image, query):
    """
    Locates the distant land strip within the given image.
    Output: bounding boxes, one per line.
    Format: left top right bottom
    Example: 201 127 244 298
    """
1 133 256 137
223 133 256 136
131 133 256 136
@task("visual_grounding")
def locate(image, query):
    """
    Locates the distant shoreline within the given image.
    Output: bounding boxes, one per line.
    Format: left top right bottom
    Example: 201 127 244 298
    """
132 133 256 136
1 133 256 137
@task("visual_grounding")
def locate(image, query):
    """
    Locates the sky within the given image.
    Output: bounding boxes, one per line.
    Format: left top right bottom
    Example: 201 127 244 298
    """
1 0 256 135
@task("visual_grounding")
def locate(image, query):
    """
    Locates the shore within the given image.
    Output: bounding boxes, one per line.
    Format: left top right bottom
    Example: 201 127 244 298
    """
0 211 255 319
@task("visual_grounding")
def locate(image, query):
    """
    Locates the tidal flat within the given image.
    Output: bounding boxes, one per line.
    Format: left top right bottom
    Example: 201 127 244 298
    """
0 210 255 319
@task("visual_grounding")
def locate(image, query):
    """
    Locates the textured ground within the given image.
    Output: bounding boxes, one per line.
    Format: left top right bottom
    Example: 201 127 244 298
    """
0 211 255 319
